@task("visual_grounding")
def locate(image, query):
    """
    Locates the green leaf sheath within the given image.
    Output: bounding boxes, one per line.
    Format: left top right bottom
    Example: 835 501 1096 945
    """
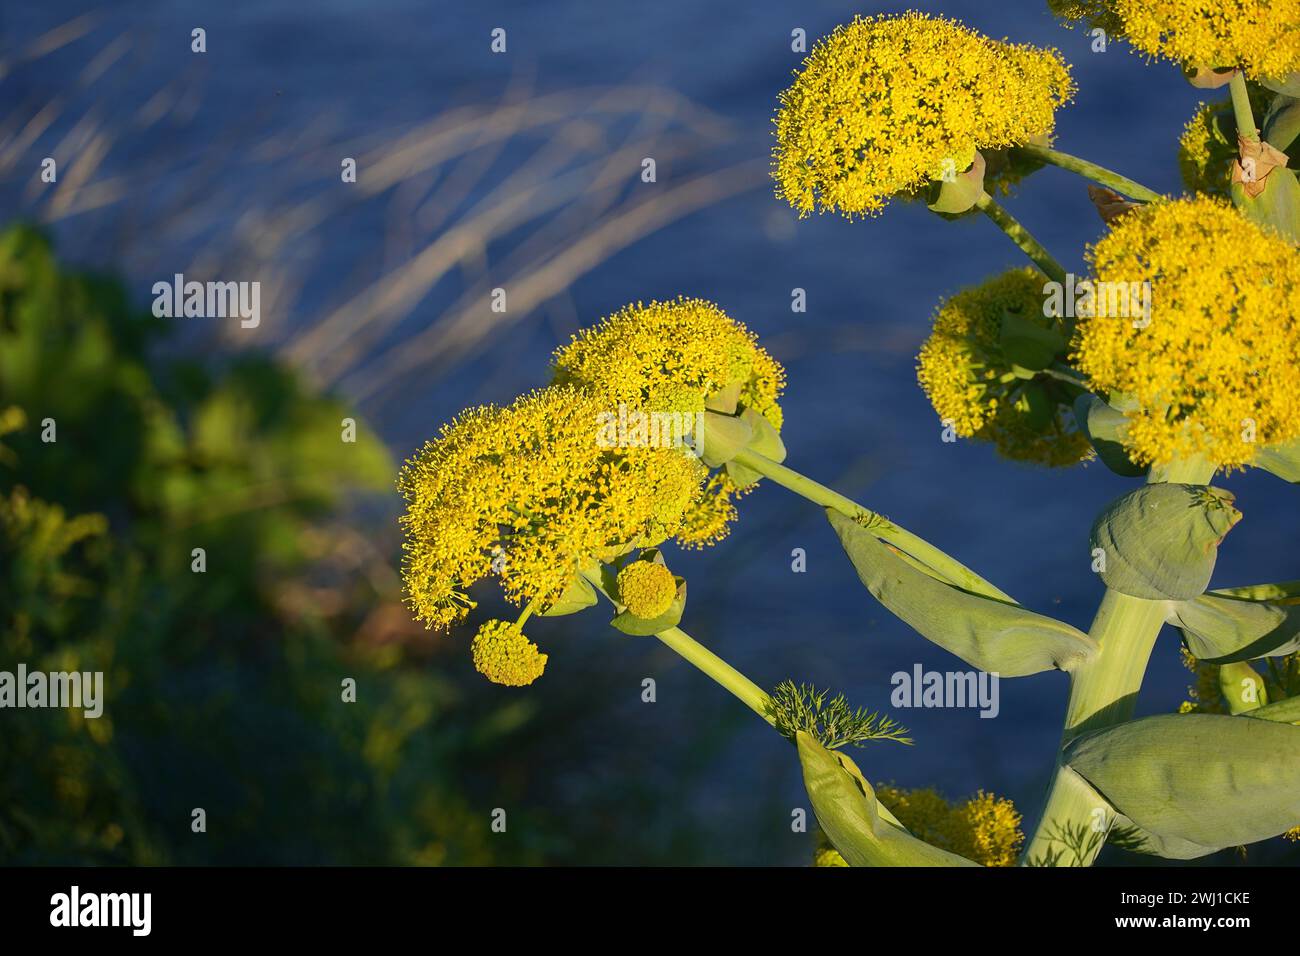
1170 592 1300 662
1089 483 1240 601
728 446 1014 603
797 732 980 867
1246 695 1300 723
1065 713 1300 857
828 509 1096 677
1024 457 1216 866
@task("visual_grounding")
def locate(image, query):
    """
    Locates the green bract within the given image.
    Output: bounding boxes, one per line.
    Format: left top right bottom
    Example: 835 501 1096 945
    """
608 577 687 637
1074 394 1144 477
1255 436 1300 482
538 572 599 617
699 410 753 468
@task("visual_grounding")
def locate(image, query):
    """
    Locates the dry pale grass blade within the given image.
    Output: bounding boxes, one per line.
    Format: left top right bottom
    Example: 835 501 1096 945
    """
352 85 727 198
345 159 768 405
0 11 100 82
290 131 701 379
0 20 747 428
0 98 64 175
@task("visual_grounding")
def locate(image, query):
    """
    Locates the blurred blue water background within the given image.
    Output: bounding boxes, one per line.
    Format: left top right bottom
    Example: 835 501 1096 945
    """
4 0 1297 863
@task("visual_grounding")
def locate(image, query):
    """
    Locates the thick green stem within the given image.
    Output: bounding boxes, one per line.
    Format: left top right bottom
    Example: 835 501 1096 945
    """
1013 143 1165 204
729 446 1013 603
581 568 773 725
1023 456 1215 866
974 192 1068 286
1229 71 1259 143
655 626 773 723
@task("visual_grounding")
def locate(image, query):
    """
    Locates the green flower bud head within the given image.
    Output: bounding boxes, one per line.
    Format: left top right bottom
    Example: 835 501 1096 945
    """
917 268 1090 467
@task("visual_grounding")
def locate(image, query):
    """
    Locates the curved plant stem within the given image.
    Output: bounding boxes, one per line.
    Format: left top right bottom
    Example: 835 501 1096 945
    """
654 626 772 722
1229 71 1259 143
582 568 773 725
729 446 1014 603
1013 143 1165 204
974 192 1068 285
1022 455 1215 867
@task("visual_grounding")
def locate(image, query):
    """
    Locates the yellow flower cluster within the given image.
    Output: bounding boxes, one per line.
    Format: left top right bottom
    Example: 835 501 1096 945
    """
917 268 1092 466
1178 647 1229 714
1073 196 1300 468
471 619 547 687
672 472 739 549
1047 0 1126 36
772 12 1073 218
1179 103 1234 197
615 559 677 619
552 297 785 545
398 386 703 631
1114 0 1300 80
875 784 1025 867
553 297 784 426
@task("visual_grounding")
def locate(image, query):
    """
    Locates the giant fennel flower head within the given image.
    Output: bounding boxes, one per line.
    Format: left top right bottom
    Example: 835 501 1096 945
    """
1112 0 1300 81
772 12 1074 218
917 267 1092 467
1072 195 1300 469
398 385 705 683
552 297 785 546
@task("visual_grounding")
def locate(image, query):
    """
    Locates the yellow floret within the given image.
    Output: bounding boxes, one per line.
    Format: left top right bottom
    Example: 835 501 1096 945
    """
875 784 1025 867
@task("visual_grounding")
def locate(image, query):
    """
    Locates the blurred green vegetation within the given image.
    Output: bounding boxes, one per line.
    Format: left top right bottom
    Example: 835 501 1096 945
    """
0 224 699 864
